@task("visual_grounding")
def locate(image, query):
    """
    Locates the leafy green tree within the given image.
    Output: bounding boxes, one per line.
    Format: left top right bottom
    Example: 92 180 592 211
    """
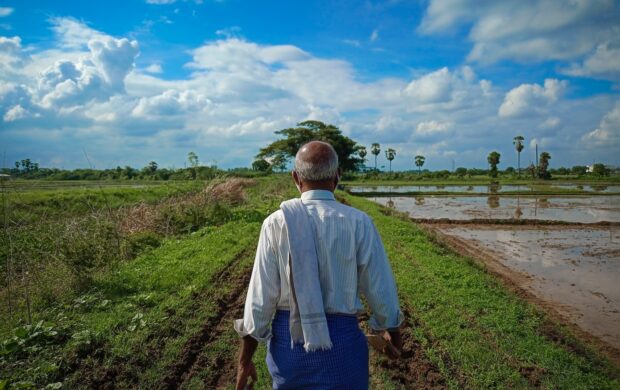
513 135 524 176
371 143 381 171
571 165 587 175
256 120 362 172
252 159 270 172
148 161 158 174
455 167 467 178
187 152 199 168
592 163 610 176
270 154 288 172
414 155 425 174
487 151 501 178
385 148 396 173
538 152 551 179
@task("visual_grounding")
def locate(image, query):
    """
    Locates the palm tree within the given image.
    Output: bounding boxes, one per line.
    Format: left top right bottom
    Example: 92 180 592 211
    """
487 151 501 178
513 135 524 176
414 155 425 174
371 143 381 171
385 148 396 173
539 152 551 179
358 146 367 170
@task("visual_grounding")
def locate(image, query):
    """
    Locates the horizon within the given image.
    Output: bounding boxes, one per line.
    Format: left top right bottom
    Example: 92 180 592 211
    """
1 0 619 171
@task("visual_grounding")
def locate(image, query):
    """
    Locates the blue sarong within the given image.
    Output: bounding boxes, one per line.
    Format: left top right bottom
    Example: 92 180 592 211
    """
267 310 369 389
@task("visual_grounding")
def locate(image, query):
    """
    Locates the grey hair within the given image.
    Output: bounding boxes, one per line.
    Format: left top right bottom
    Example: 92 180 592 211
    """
294 142 339 181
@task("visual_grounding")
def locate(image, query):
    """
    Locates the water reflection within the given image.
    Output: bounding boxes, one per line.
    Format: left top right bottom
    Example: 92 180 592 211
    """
487 195 500 208
488 184 502 194
386 198 395 208
592 185 608 192
370 195 620 223
514 196 523 219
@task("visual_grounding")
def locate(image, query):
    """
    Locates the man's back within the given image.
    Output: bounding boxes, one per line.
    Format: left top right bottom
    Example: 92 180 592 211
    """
234 141 402 390
264 190 398 320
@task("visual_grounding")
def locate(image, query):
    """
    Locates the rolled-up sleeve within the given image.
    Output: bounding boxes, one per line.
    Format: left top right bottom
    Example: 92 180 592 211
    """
357 216 404 331
234 219 281 342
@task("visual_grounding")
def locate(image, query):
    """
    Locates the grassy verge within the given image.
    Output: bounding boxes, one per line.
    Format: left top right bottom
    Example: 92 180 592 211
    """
344 193 619 389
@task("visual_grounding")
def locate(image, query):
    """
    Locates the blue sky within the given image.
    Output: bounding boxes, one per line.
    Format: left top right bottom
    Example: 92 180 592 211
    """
1 0 619 170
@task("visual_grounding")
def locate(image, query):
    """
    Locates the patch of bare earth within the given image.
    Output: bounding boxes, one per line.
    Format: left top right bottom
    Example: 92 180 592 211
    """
159 247 253 389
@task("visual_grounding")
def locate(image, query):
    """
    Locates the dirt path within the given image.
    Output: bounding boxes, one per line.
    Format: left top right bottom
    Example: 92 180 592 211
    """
367 308 449 389
160 249 253 389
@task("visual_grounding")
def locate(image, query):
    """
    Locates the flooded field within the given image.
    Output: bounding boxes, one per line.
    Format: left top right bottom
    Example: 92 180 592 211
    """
432 224 620 349
365 189 620 353
372 195 620 223
349 184 620 194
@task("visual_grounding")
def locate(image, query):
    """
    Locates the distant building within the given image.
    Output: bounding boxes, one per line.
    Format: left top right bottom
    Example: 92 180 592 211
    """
0 173 11 180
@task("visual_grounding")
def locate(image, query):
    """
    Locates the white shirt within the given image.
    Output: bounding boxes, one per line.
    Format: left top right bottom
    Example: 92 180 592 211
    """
234 189 404 342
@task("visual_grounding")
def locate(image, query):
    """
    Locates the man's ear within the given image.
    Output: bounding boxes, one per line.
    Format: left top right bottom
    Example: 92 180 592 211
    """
292 170 301 187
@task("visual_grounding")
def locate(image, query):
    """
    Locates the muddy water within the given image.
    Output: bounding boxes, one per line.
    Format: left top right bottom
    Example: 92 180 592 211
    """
372 195 620 223
350 185 529 193
433 224 620 349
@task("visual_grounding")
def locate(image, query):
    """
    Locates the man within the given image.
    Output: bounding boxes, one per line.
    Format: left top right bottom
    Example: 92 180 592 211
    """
234 141 404 389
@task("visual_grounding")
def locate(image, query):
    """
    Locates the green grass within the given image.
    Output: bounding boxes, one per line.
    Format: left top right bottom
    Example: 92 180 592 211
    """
2 176 618 389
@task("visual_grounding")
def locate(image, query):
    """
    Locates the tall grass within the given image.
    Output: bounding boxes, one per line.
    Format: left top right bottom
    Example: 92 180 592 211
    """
0 178 256 332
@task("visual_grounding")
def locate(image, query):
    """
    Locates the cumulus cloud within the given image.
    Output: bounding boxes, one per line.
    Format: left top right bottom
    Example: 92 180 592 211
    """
2 17 619 169
582 101 620 145
498 79 567 118
562 37 620 81
402 66 492 111
418 0 619 71
132 89 210 118
89 38 139 90
415 120 452 135
50 17 108 49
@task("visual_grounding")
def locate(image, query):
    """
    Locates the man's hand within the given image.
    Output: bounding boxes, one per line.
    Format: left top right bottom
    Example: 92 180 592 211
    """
235 360 257 390
236 336 258 389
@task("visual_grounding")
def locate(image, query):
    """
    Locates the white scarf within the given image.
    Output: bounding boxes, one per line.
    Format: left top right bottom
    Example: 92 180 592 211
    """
280 198 333 352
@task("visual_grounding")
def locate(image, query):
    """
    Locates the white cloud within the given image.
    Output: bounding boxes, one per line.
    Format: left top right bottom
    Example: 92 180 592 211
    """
145 63 163 74
3 104 28 121
582 101 620 145
370 29 379 42
132 89 210 118
418 0 619 71
402 66 491 111
50 17 108 49
415 120 452 135
89 38 139 90
498 79 567 118
562 37 620 81
2 19 619 169
0 7 13 17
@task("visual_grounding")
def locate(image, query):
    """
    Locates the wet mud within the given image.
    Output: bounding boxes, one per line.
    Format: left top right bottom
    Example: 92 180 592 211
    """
373 195 620 223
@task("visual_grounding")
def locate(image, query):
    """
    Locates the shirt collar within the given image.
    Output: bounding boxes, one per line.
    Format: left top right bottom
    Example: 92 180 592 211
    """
301 189 336 201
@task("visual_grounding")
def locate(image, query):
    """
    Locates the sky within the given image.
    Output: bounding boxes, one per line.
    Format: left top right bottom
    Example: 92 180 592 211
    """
1 0 619 171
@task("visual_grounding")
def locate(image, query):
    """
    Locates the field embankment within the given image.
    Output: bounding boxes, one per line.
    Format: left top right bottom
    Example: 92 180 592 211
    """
1 177 618 389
